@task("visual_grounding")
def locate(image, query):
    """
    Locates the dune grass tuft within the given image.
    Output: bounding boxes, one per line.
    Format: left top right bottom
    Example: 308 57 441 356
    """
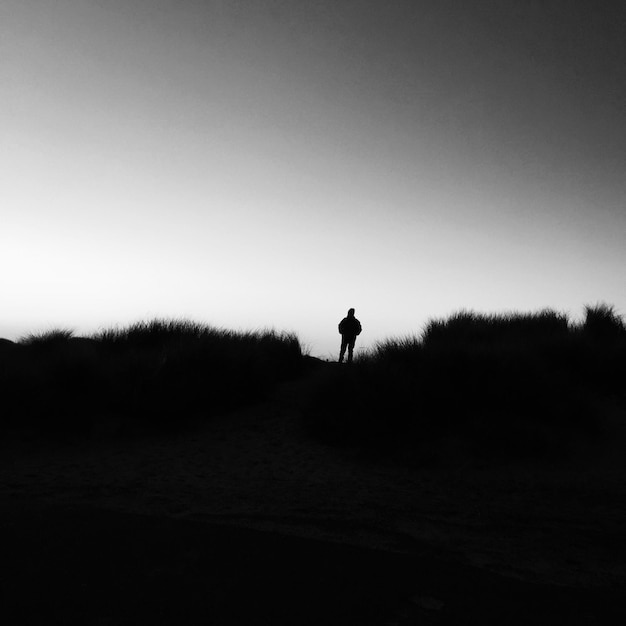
581 303 626 340
1 319 304 437
19 328 76 345
308 306 626 464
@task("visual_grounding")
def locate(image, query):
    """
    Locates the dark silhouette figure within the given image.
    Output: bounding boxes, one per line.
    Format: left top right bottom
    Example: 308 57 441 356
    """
338 308 362 363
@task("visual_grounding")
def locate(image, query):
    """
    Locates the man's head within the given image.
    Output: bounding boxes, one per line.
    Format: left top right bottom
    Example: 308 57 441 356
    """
348 308 355 317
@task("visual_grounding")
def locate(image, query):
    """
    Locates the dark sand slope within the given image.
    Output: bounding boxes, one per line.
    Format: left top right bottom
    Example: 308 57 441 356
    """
2 500 624 626
2 364 626 624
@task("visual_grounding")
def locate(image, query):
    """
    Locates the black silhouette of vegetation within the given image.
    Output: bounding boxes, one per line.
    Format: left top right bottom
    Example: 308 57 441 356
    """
2 305 625 461
307 304 626 463
0 319 304 437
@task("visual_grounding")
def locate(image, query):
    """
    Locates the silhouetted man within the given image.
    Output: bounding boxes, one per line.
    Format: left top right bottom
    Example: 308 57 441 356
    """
338 308 362 363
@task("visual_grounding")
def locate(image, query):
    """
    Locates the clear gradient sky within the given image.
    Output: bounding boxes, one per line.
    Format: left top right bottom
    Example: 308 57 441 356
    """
2 0 625 357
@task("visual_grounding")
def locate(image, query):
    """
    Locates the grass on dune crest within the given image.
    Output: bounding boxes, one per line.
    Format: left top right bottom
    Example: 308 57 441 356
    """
0 319 305 436
19 328 76 345
308 304 626 464
2 305 625 462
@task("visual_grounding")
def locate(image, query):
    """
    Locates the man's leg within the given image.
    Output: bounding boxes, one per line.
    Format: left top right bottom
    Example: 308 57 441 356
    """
339 336 348 363
347 337 356 363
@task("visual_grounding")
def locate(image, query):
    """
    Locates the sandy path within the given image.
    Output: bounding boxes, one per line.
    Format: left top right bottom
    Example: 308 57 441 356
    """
2 372 626 589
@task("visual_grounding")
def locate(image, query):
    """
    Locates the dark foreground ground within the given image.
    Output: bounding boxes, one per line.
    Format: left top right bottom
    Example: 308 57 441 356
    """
2 358 626 625
1 497 624 626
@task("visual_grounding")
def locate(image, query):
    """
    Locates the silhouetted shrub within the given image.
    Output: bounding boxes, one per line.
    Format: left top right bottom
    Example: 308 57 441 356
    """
19 328 76 345
308 307 626 464
0 320 304 437
581 303 626 342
